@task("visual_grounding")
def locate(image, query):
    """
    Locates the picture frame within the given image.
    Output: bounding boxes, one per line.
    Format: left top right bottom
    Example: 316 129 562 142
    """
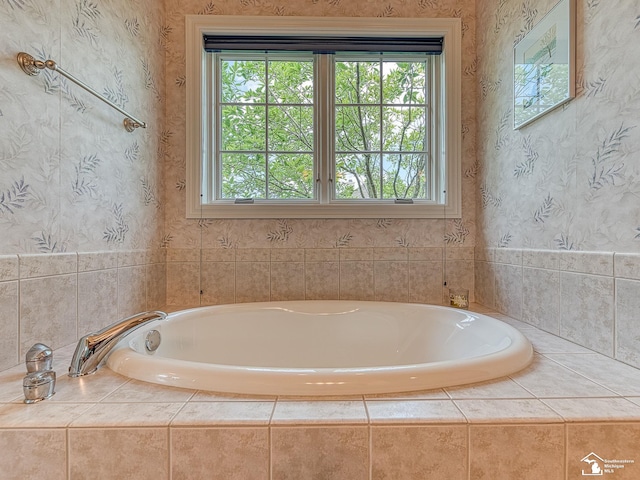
513 0 575 129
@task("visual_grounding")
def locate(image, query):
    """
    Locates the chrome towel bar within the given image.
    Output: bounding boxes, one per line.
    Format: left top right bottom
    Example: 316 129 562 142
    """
17 52 147 132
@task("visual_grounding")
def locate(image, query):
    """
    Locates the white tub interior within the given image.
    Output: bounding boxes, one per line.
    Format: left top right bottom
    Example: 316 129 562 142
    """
108 301 533 395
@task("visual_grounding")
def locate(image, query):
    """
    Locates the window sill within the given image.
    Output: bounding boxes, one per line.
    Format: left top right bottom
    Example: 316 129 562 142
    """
187 202 461 219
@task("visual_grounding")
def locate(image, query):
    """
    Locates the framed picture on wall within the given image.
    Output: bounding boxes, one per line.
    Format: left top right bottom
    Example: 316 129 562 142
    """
513 0 575 129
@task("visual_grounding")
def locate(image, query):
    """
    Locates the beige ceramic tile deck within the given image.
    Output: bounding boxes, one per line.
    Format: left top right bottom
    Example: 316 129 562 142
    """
2 306 640 479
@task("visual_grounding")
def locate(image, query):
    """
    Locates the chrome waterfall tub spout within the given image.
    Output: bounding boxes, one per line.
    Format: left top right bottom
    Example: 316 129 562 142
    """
69 311 167 377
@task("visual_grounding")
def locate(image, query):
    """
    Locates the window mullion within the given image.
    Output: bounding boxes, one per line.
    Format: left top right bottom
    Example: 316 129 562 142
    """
379 56 384 199
316 53 334 204
265 56 270 200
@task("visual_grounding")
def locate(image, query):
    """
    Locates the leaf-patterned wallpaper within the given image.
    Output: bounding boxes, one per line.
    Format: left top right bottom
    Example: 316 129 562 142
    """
477 0 640 253
162 0 478 251
0 0 165 254
1 0 477 255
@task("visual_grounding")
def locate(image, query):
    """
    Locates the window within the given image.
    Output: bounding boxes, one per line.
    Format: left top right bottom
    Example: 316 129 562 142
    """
186 16 462 218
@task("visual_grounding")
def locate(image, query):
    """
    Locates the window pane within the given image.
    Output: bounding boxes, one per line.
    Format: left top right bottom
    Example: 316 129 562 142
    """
335 61 380 104
382 106 427 152
268 60 314 104
221 153 266 199
335 153 381 199
382 154 427 199
382 61 426 104
221 105 265 151
268 106 314 152
221 59 266 103
268 154 314 199
335 106 380 152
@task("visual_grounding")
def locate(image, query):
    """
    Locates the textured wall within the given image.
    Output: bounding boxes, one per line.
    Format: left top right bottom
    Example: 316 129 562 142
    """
162 0 478 252
476 0 640 252
0 0 165 254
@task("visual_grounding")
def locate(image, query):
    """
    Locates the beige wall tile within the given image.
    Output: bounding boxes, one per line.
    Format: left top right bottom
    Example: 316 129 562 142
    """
69 428 168 480
522 249 560 270
271 248 304 262
0 429 67 480
78 269 118 336
167 248 200 263
560 272 614 356
374 261 408 302
445 246 474 260
0 255 19 281
494 263 522 319
567 423 640 479
19 274 77 356
236 262 270 303
615 253 640 280
409 261 444 304
522 267 560 334
0 281 18 370
305 249 339 262
373 247 408 261
77 251 118 272
166 262 200 306
408 247 442 262
271 426 368 480
616 279 640 368
236 248 270 262
445 259 475 303
146 262 167 309
270 262 305 301
117 249 147 267
19 253 77 278
469 425 564 480
201 248 236 262
117 265 147 318
305 262 339 300
201 261 235 305
340 248 374 261
474 260 495 308
494 248 522 266
372 426 467 480
559 251 614 276
171 427 269 480
340 260 374 301
474 247 494 263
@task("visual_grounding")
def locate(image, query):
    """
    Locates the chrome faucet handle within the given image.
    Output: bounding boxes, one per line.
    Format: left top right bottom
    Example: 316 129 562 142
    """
25 343 53 373
23 370 56 404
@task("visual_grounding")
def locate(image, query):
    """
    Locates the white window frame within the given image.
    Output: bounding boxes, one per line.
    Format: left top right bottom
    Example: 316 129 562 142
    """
186 15 462 219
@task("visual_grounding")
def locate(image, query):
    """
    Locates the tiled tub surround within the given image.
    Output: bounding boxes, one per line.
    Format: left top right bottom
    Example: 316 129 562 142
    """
475 248 640 369
165 246 474 307
2 307 640 479
0 250 167 372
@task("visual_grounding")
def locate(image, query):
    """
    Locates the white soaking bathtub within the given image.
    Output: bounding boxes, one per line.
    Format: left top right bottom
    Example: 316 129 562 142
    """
107 301 533 396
